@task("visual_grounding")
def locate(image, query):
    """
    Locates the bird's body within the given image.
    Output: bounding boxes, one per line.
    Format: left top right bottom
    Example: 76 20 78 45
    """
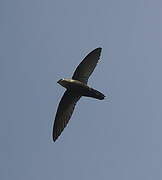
58 79 105 100
53 48 105 142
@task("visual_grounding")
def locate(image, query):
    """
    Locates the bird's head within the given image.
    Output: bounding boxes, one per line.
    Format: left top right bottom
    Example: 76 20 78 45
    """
57 79 65 86
57 78 72 88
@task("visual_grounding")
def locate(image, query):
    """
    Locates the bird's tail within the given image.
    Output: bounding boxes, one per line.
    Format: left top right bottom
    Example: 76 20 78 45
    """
85 88 105 100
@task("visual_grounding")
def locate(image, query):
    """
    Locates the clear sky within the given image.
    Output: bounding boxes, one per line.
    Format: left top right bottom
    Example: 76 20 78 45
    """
1 0 162 179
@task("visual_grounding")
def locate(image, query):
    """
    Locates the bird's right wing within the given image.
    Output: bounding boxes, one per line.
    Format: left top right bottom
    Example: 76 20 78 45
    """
72 48 102 84
53 90 81 142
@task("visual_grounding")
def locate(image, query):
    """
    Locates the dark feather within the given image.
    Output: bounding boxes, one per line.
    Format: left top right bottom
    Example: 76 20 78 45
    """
53 90 81 141
72 48 102 84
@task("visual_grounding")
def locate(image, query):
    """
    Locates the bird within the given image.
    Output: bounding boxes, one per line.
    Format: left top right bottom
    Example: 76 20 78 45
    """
52 47 105 142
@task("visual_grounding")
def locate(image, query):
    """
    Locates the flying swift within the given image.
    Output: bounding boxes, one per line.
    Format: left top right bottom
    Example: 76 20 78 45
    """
53 48 105 142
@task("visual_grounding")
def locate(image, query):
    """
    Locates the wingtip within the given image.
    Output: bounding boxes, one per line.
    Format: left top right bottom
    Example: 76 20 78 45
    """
52 133 58 142
90 47 102 56
95 47 102 51
53 136 57 142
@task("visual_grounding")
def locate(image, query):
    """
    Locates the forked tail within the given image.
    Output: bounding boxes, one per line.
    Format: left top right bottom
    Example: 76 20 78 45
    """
86 88 105 100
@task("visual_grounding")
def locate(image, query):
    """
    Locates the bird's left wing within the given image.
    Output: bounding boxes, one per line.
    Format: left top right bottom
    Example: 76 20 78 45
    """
53 90 81 142
72 48 102 84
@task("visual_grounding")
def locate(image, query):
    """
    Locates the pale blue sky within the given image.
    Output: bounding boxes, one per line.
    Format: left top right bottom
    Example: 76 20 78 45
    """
1 0 162 179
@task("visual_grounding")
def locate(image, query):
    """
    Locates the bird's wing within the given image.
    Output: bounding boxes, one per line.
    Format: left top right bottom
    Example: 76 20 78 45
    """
53 90 81 142
72 47 102 84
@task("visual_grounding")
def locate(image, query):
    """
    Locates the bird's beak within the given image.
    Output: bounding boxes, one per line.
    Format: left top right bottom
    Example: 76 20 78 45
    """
57 79 62 84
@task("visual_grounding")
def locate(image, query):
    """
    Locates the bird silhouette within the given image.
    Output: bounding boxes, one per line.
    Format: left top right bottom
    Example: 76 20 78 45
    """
53 47 105 142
